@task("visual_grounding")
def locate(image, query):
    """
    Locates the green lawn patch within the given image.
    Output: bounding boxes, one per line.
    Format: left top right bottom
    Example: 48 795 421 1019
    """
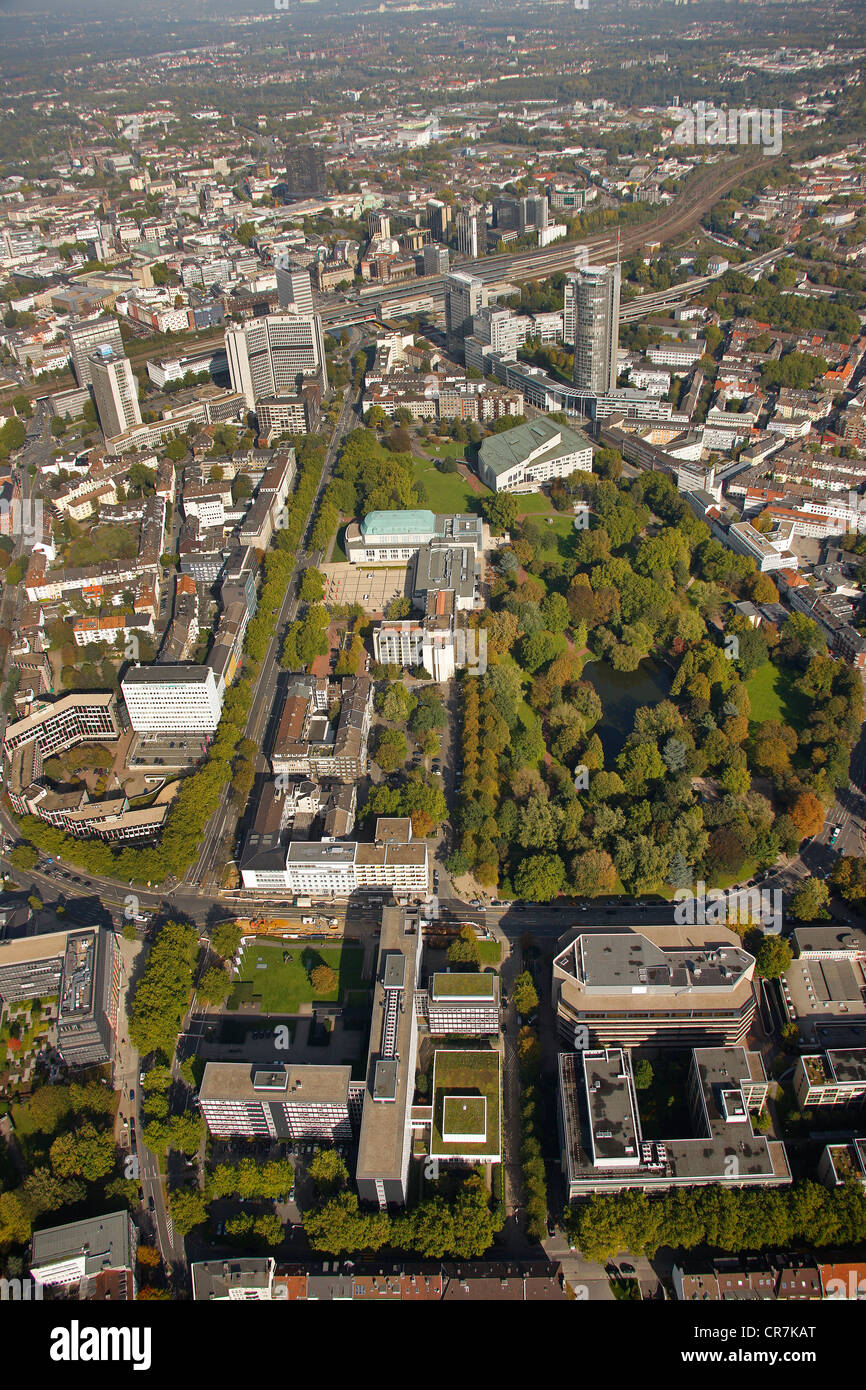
330 524 348 563
228 941 366 1014
65 524 140 569
516 493 558 515
414 457 491 513
477 941 502 966
745 662 807 727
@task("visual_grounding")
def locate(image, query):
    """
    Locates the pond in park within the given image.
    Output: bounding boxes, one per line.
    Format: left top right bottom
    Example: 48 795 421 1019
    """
582 657 674 762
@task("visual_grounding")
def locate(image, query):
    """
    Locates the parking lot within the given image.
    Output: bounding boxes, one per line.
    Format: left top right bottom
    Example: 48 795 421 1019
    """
128 732 211 770
321 563 410 614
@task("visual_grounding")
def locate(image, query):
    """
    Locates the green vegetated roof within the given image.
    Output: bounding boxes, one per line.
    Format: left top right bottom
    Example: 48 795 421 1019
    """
430 1048 501 1158
431 972 496 999
442 1094 487 1137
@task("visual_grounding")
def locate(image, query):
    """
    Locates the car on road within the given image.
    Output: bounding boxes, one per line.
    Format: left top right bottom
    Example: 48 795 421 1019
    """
830 825 842 846
128 1089 135 1102
148 1196 155 1212
547 1218 556 1238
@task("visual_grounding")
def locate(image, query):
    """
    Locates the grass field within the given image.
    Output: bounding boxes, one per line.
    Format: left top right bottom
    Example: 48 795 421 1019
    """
745 662 807 726
65 524 140 569
330 525 349 563
478 940 502 966
414 457 491 513
515 494 560 515
228 941 366 1014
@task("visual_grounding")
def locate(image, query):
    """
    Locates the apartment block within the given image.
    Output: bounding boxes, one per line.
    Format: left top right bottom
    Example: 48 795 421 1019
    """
271 674 371 782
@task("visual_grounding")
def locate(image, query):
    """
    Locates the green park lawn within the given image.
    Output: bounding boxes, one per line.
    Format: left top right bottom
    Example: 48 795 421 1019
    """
515 493 559 515
414 456 490 513
227 941 366 1014
477 940 502 966
330 525 349 563
745 662 808 727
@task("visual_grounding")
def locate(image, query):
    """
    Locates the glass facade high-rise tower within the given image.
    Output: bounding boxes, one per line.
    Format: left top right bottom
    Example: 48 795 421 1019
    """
569 264 621 395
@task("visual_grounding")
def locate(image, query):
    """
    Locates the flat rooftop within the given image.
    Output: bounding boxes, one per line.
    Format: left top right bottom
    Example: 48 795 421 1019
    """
431 973 498 1001
356 907 421 1186
199 1061 352 1107
430 1048 501 1160
560 1047 785 1189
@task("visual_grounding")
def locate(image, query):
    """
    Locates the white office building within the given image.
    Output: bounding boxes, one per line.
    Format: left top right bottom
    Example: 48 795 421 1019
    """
456 202 484 259
445 272 486 354
89 347 142 440
66 316 125 387
225 310 328 409
275 262 315 315
121 664 224 732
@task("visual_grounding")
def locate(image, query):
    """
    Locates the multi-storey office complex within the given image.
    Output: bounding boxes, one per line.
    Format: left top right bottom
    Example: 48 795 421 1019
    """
355 905 423 1209
558 1046 788 1197
121 664 224 732
199 1063 357 1141
569 264 621 395
275 262 315 315
794 1050 866 1108
284 144 327 196
66 316 125 387
552 926 757 1047
0 927 119 1067
3 693 121 762
30 1212 137 1299
225 311 328 409
456 202 484 259
422 973 500 1035
88 346 142 439
444 272 486 355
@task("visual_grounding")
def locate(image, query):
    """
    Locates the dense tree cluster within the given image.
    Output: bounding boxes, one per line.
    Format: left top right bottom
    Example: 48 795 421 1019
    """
0 1081 119 1250
450 468 863 897
566 1181 866 1264
128 920 199 1061
303 1171 501 1258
